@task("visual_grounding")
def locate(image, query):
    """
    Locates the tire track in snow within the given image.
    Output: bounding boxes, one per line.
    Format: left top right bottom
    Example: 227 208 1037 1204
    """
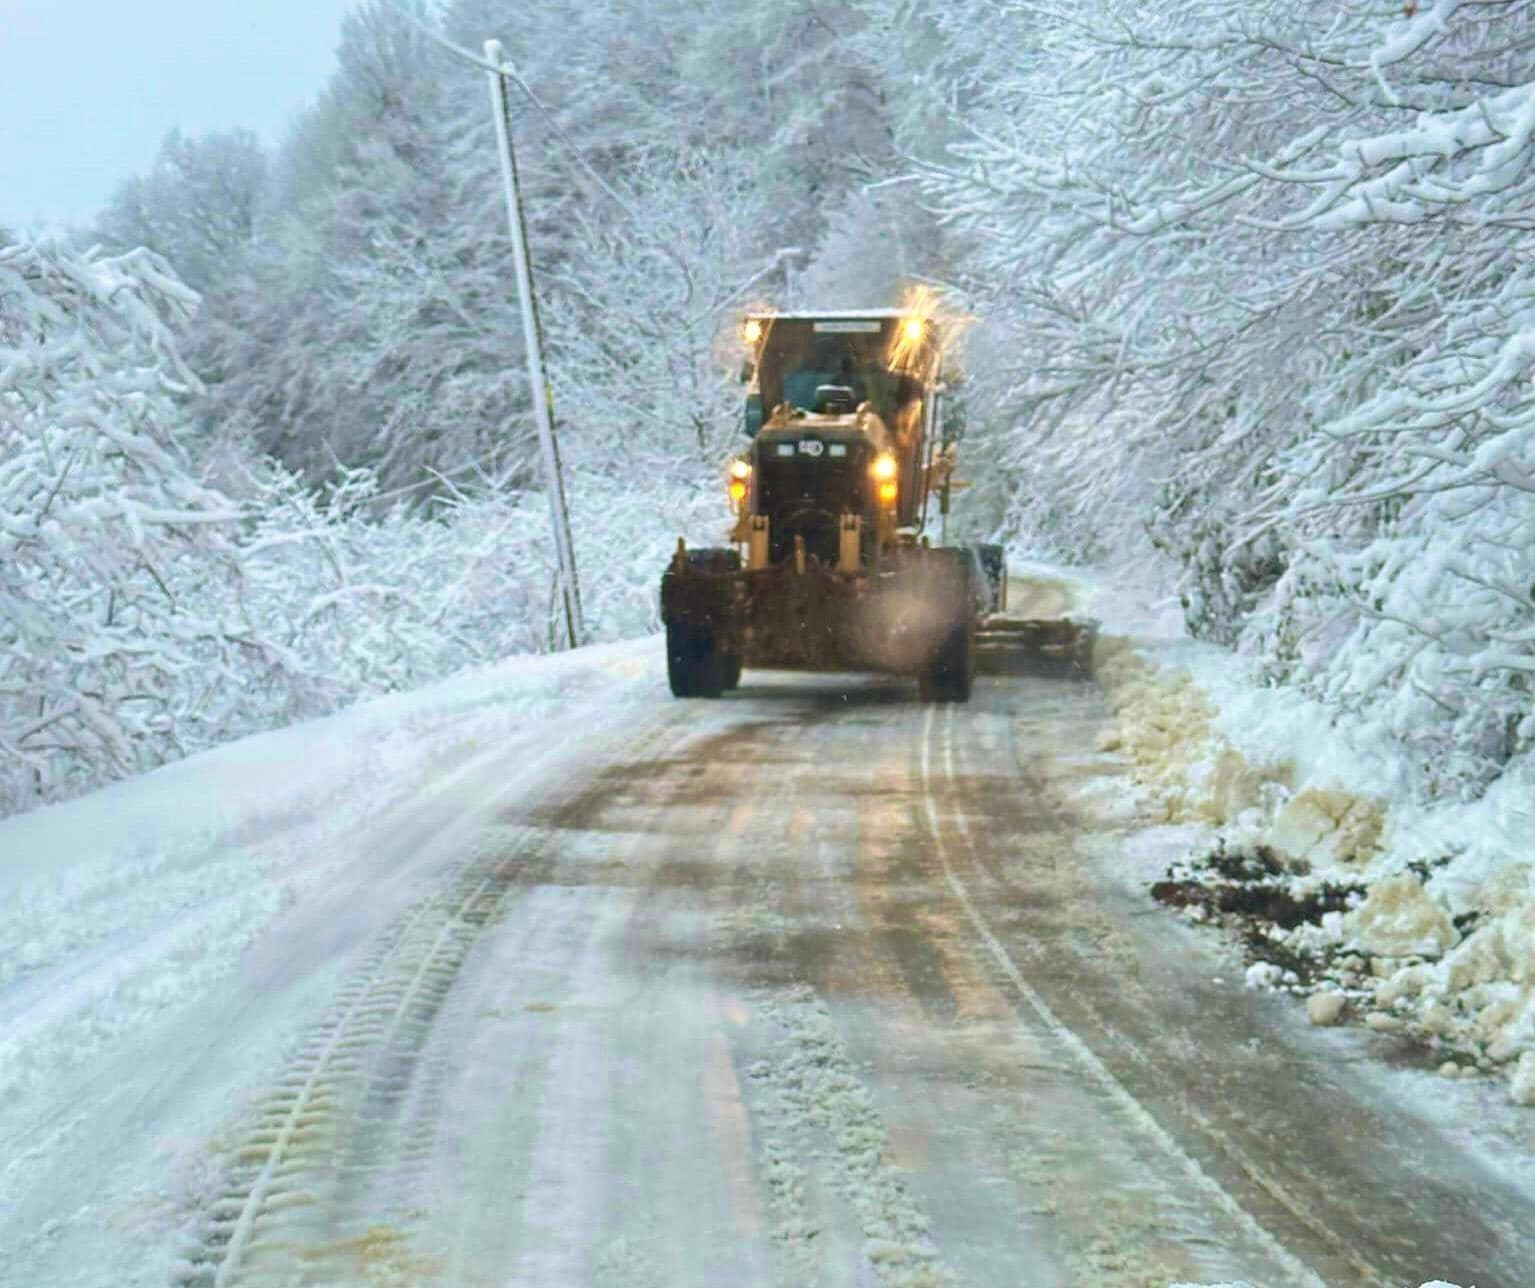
920 703 1330 1288
943 688 1532 1287
173 827 540 1288
423 709 781 1288
172 712 685 1288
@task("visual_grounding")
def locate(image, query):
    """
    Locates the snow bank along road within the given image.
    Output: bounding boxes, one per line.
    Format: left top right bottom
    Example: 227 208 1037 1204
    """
3 627 1533 1286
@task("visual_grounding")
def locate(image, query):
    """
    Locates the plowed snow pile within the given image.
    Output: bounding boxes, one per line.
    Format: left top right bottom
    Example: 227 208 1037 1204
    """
1052 561 1535 1107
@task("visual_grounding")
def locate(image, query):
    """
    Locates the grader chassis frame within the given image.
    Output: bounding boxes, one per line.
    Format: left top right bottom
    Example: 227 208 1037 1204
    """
662 541 984 700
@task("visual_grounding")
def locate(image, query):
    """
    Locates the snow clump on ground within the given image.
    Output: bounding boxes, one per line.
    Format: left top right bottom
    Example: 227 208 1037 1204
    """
1061 561 1535 1106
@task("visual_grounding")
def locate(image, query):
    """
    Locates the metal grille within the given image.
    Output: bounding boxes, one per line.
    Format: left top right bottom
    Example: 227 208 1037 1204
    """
757 450 865 565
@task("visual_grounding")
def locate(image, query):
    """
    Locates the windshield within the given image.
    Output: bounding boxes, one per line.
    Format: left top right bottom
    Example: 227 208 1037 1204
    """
756 320 919 419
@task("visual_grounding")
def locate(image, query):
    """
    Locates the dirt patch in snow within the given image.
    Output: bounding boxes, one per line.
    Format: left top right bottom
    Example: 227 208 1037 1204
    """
1151 843 1366 987
1149 839 1535 1092
1150 875 1357 934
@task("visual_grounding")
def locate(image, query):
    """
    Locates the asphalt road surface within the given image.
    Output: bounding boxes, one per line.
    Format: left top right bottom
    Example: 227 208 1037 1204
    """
187 668 1535 1287
8 636 1534 1287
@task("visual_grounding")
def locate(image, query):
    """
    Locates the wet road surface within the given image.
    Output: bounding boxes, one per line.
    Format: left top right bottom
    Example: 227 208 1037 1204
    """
174 666 1535 1288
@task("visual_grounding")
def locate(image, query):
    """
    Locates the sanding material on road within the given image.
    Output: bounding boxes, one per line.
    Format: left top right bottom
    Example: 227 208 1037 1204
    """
3 631 1531 1286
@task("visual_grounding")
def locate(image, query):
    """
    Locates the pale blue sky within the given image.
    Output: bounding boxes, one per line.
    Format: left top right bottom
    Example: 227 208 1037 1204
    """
0 0 357 231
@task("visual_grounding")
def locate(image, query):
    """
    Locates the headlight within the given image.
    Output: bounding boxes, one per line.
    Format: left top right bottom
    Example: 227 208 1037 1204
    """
742 318 764 345
878 481 898 505
728 480 747 502
871 453 897 481
901 317 925 343
728 457 752 480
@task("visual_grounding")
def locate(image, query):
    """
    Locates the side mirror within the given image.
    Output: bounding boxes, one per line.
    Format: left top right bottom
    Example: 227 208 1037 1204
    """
739 359 754 385
743 392 764 436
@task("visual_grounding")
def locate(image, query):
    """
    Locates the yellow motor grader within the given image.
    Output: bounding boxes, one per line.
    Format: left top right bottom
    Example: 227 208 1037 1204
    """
659 309 1094 699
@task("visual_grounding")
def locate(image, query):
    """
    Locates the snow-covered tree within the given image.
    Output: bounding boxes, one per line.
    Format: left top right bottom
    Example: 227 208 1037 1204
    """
912 0 1535 792
193 2 536 497
1 237 580 817
0 241 246 809
95 128 268 291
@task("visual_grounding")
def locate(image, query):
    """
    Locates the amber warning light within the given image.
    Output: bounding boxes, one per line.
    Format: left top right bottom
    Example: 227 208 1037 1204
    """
728 457 750 504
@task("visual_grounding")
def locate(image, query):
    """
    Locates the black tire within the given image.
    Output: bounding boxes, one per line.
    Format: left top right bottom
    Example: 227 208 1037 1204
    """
921 619 975 703
721 653 743 691
976 544 1006 613
666 622 724 698
1070 625 1097 680
666 621 695 697
693 634 724 698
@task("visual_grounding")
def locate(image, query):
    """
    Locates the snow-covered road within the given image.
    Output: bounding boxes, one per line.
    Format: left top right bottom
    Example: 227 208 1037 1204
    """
2 617 1531 1286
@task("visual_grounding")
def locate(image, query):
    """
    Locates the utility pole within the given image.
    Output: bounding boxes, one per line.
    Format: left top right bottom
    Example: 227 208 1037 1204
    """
484 39 584 650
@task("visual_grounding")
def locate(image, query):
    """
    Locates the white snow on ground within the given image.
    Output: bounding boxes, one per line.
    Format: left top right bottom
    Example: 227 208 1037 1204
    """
0 637 660 1283
0 636 656 903
746 984 951 1287
1023 551 1535 1109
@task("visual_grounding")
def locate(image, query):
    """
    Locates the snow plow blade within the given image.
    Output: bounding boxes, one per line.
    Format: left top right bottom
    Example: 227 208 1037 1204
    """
975 614 1098 679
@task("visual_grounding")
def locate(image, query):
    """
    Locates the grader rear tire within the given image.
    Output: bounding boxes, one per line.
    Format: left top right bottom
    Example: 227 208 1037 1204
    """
666 622 694 697
920 619 975 703
666 622 724 699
